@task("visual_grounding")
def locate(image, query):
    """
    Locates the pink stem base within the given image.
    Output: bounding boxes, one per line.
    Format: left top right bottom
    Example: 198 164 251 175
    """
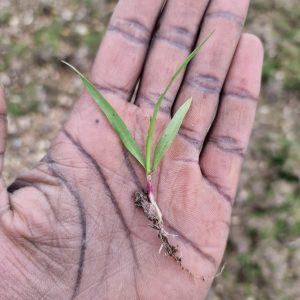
146 174 163 223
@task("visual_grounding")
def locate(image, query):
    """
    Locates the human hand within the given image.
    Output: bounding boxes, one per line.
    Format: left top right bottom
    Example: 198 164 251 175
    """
0 0 263 299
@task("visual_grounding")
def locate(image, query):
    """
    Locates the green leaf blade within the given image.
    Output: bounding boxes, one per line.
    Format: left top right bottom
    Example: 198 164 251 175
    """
152 97 192 171
62 61 146 169
145 31 214 174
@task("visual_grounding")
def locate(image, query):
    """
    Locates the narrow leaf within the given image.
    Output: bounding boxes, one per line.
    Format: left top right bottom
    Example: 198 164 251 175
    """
62 61 146 168
145 31 214 174
152 97 192 171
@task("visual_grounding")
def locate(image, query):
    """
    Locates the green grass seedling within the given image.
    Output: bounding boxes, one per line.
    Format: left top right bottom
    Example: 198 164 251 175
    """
63 32 213 273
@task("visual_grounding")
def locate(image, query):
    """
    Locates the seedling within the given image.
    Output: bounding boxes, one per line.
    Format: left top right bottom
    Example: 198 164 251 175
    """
63 32 213 273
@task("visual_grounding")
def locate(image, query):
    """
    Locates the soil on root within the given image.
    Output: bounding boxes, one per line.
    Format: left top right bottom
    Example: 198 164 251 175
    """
134 191 193 277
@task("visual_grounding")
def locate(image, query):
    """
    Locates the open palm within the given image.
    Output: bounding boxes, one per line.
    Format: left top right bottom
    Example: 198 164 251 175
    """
0 0 263 299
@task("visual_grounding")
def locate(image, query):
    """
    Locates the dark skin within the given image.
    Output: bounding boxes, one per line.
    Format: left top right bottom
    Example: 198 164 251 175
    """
0 0 263 299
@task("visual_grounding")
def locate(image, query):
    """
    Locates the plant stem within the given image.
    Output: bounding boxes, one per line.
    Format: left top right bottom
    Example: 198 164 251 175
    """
146 174 163 223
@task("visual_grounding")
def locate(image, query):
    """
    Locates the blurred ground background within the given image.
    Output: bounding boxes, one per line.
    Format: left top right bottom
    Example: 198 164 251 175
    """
0 0 299 299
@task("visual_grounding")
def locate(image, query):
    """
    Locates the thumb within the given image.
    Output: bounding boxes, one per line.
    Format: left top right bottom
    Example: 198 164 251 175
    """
0 87 7 175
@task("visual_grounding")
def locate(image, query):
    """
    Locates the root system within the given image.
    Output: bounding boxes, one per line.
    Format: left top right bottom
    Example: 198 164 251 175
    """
134 191 192 276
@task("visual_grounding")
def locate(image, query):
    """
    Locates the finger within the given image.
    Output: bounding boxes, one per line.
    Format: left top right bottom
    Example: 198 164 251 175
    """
135 0 209 114
173 0 250 152
0 87 7 175
0 87 8 217
91 0 164 102
200 33 264 205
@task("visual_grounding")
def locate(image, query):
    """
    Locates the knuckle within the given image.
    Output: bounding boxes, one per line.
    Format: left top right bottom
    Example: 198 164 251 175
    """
208 135 245 157
108 18 150 45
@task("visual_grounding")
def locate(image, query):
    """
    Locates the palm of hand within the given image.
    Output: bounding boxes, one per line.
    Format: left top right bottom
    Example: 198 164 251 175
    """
48 97 228 299
0 1 263 299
